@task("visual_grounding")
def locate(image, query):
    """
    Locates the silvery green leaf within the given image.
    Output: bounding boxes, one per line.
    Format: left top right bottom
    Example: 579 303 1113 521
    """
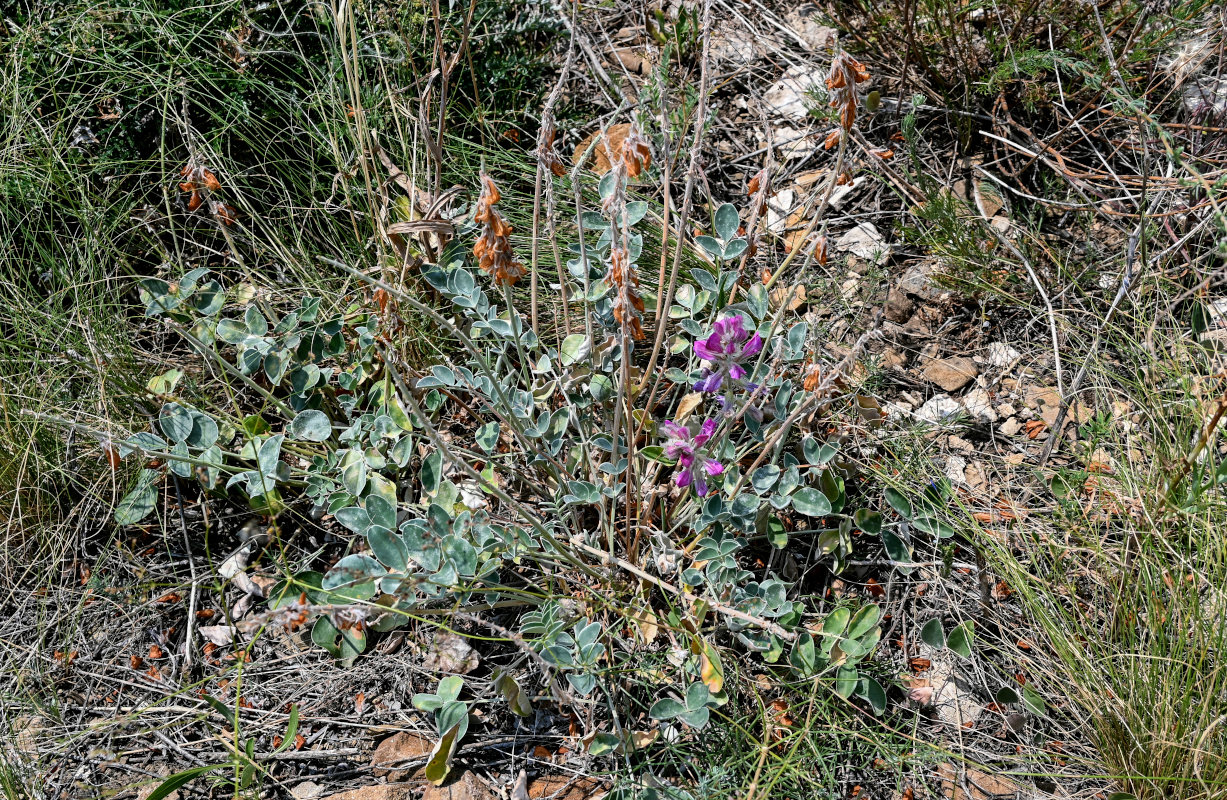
696 235 723 259
649 698 685 720
193 281 225 315
581 211 608 229
368 526 408 572
625 201 648 226
244 305 268 336
366 495 396 530
290 409 332 442
443 535 477 576
475 422 499 453
159 403 194 443
256 434 284 477
216 318 248 344
421 450 443 494
714 203 740 242
115 482 157 526
179 267 209 294
264 350 287 385
169 441 192 478
722 238 748 260
187 412 219 448
334 506 370 534
791 487 832 517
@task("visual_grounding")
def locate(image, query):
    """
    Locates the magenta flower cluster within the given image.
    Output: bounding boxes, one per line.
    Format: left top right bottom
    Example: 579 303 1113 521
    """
659 418 724 496
692 314 763 394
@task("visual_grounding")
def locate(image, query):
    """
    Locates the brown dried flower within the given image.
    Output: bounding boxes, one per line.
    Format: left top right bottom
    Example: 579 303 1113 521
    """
620 127 652 178
825 52 870 133
473 174 526 287
606 246 645 340
538 124 567 178
813 234 829 266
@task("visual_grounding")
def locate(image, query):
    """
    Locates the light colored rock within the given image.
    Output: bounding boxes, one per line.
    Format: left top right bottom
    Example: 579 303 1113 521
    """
422 633 479 675
947 436 975 453
962 387 997 423
783 5 838 51
320 786 416 800
999 417 1021 436
764 66 820 120
882 348 908 369
986 342 1021 370
936 762 1020 800
292 782 326 800
995 403 1016 418
765 189 795 233
916 394 961 424
834 222 889 265
922 357 978 392
964 462 989 492
898 260 942 300
945 456 967 484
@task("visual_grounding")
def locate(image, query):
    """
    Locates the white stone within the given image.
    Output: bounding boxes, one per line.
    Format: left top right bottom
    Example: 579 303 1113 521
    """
986 342 1021 370
915 394 961 424
834 222 889 265
764 66 821 120
962 387 998 423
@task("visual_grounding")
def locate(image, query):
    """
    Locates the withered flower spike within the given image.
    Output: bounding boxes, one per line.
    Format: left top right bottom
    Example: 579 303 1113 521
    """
473 174 526 287
607 246 646 340
620 127 652 178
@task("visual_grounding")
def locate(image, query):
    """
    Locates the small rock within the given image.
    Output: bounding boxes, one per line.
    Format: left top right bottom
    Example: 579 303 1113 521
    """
884 288 914 323
783 5 838 51
834 222 890 265
764 66 821 121
995 403 1016 418
1025 385 1063 426
916 394 961 424
922 357 978 392
986 342 1021 370
372 732 434 780
947 436 975 453
945 456 967 484
964 462 989 492
609 47 649 75
962 387 997 423
422 633 480 675
885 402 914 422
1004 453 1026 466
320 787 415 800
292 782 326 800
999 417 1021 436
936 762 1019 800
422 771 497 800
898 260 942 300
881 348 908 369
527 776 607 800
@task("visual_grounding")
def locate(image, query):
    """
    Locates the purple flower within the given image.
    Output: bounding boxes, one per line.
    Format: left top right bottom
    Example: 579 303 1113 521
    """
659 418 725 496
692 315 763 393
